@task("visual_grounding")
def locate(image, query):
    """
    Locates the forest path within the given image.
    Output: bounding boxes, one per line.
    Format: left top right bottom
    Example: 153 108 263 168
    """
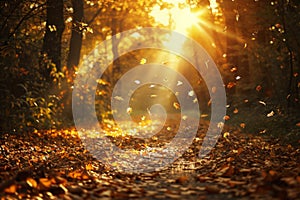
0 123 299 199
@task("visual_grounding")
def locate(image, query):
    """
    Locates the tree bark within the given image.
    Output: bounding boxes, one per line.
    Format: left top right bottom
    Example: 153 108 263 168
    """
42 0 65 78
67 0 84 69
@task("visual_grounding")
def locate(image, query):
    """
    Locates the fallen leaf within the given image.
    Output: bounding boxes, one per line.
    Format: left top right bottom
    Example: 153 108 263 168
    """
85 163 94 170
205 185 220 193
223 132 230 138
4 184 17 194
39 178 53 188
176 176 188 184
26 177 37 188
228 180 247 187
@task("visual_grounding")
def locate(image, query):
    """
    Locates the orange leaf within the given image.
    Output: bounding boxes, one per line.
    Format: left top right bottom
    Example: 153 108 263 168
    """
296 122 300 127
269 170 276 176
39 178 52 188
236 147 243 156
85 163 94 171
227 82 236 89
4 184 17 194
240 123 246 128
223 115 230 121
175 176 188 184
296 176 300 183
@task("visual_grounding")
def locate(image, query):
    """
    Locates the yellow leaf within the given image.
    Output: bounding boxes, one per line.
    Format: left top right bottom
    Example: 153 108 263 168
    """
26 178 37 188
223 132 230 138
173 102 180 110
140 58 147 64
85 163 94 171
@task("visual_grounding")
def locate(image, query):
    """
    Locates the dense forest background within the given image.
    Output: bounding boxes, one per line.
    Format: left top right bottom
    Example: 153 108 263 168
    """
0 0 299 144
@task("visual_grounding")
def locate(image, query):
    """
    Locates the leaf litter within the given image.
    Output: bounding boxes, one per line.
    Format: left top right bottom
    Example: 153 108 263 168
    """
0 122 299 200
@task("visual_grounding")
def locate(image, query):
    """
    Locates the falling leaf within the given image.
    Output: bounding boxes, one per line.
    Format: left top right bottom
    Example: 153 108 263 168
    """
223 115 230 120
240 123 246 128
267 111 274 117
140 58 147 64
217 122 224 129
227 82 236 89
212 86 217 93
126 107 132 114
259 101 266 106
207 99 211 106
173 102 180 110
177 81 183 86
256 85 262 92
188 90 194 97
230 67 237 72
260 129 267 134
296 122 300 127
182 115 187 120
114 96 124 101
233 108 239 114
134 80 141 84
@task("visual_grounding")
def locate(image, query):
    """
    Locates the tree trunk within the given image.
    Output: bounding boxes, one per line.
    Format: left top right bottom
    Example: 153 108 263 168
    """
42 0 65 78
67 0 84 69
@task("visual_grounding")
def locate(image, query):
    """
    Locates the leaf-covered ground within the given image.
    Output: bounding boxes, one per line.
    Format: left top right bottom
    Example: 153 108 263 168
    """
1 123 300 200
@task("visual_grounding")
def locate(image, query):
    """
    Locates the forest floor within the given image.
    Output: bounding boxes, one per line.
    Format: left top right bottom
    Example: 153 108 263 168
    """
0 121 300 200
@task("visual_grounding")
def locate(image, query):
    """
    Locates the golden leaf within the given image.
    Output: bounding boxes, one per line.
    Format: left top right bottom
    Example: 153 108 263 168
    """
26 177 37 188
173 102 180 110
85 163 94 171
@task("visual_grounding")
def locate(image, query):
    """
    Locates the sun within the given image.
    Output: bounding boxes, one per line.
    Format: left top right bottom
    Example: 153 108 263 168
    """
150 0 208 34
171 7 201 33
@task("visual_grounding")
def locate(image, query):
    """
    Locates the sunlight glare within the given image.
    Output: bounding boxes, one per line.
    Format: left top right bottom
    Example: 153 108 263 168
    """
150 2 201 34
172 7 200 33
